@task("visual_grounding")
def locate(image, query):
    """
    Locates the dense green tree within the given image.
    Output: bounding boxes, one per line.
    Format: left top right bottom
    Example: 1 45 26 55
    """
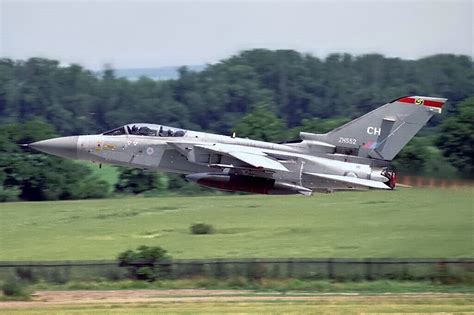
234 104 285 142
301 117 351 133
0 121 110 201
391 137 432 175
1 52 472 136
115 168 168 194
436 97 474 177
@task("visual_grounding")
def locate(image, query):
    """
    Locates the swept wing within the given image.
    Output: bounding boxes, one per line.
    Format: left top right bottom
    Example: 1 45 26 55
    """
168 142 290 172
195 144 289 172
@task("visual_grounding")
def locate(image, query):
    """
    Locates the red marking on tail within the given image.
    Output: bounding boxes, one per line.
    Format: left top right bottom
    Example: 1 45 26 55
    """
398 97 444 108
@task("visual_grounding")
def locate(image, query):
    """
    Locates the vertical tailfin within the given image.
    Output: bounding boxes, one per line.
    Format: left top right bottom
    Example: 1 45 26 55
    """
304 96 447 161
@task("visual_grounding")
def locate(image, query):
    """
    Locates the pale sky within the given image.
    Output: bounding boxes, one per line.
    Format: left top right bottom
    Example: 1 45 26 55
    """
1 0 472 70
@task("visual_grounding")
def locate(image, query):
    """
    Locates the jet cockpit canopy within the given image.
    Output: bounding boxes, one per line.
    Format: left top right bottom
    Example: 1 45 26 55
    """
102 124 186 137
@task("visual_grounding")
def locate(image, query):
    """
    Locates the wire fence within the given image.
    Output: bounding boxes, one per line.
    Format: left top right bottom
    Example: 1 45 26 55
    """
1 258 473 284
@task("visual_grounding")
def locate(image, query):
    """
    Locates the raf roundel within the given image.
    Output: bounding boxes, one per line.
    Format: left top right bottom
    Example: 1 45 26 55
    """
415 98 424 105
146 147 154 155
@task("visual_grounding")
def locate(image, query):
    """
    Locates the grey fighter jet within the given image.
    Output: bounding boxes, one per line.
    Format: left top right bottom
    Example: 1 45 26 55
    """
28 96 446 195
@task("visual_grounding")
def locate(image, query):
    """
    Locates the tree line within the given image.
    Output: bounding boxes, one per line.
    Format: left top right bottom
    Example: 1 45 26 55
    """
0 50 472 201
1 50 472 135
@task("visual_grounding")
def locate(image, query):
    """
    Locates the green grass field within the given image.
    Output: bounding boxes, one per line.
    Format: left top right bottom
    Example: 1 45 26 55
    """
0 188 472 261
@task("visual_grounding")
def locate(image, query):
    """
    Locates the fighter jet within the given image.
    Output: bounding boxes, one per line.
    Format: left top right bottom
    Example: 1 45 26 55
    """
28 95 446 195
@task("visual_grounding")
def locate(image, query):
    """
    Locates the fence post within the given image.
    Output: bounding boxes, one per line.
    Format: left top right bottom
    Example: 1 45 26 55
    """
365 258 373 281
169 261 177 279
287 259 294 278
214 259 225 279
327 259 334 280
437 260 449 284
159 260 173 279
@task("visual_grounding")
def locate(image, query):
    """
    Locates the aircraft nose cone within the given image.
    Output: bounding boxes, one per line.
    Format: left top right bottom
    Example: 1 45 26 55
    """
29 136 79 160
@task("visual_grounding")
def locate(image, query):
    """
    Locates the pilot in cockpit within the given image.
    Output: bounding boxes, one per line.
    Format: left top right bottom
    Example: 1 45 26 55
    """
138 126 154 136
159 127 176 137
122 124 185 137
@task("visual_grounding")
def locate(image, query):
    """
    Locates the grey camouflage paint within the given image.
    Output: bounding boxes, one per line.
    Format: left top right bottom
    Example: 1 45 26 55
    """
29 96 447 195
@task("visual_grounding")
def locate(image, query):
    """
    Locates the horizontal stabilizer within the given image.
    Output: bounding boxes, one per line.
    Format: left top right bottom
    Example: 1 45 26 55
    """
304 172 391 189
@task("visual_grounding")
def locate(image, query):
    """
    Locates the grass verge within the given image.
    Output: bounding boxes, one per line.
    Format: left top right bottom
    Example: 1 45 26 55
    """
29 278 474 293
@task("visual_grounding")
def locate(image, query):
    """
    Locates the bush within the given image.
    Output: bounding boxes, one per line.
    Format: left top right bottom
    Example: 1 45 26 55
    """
2 276 29 298
15 267 38 283
76 177 111 199
0 186 20 202
117 246 170 281
48 268 70 284
115 169 168 194
103 269 127 281
247 262 266 281
190 223 214 235
227 277 249 288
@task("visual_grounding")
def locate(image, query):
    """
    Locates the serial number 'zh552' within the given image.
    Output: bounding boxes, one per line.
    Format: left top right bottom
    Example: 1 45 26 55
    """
338 137 357 145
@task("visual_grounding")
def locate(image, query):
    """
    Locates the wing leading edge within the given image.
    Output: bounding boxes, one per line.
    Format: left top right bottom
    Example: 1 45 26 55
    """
227 151 288 172
195 144 289 172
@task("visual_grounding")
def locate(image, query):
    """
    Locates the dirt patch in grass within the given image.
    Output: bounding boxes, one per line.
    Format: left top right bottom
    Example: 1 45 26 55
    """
0 290 472 309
